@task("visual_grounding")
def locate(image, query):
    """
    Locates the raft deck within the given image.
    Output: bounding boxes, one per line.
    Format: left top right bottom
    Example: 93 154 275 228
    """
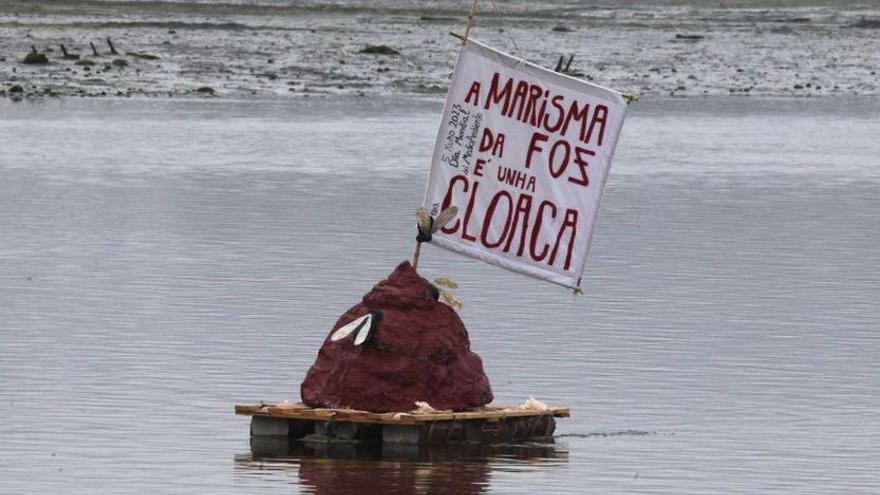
236 402 569 445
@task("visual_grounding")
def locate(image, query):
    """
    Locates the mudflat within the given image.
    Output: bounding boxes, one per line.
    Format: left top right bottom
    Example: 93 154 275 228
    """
1 0 878 99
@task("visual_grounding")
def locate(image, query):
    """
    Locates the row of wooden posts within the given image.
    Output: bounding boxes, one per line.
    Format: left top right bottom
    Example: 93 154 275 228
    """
31 37 120 61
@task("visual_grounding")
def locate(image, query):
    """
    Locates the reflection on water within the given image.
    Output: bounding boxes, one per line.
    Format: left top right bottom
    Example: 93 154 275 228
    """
236 439 568 495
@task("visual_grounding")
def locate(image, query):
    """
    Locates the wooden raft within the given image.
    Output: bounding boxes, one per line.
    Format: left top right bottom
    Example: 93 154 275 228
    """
236 402 569 445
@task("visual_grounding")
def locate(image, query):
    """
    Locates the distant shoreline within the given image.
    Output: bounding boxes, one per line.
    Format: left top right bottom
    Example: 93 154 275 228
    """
2 0 879 100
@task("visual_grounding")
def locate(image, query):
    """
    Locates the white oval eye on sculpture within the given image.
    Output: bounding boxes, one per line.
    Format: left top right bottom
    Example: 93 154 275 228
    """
330 314 372 343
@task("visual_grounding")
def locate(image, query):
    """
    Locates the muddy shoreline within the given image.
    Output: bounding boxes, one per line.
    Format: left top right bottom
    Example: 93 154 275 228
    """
1 0 878 100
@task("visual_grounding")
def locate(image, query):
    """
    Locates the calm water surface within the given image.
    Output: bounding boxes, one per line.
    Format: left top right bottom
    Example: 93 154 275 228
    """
1 96 878 494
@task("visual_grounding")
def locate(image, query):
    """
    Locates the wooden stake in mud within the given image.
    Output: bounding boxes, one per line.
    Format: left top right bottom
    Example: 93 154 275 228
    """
60 44 79 60
462 0 479 45
90 42 99 56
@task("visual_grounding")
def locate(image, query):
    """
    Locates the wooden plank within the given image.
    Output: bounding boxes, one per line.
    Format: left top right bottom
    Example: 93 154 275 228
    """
235 404 267 414
235 403 569 425
248 406 417 425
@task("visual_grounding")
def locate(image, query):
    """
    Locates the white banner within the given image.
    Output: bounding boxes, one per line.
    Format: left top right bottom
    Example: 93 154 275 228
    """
423 39 628 289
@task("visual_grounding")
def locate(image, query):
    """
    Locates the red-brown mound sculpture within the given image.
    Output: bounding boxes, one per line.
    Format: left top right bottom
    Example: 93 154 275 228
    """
300 261 493 413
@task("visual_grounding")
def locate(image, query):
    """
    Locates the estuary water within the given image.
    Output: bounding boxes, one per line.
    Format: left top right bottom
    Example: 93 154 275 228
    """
0 96 878 494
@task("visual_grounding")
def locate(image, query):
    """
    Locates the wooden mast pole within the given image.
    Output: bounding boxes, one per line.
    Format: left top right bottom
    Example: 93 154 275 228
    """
462 0 479 45
412 240 423 271
413 0 479 273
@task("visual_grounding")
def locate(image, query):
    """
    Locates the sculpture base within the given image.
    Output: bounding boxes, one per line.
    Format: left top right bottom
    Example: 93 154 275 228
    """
235 402 569 445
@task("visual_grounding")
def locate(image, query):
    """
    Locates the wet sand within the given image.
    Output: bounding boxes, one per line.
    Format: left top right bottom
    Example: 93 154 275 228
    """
1 0 879 99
